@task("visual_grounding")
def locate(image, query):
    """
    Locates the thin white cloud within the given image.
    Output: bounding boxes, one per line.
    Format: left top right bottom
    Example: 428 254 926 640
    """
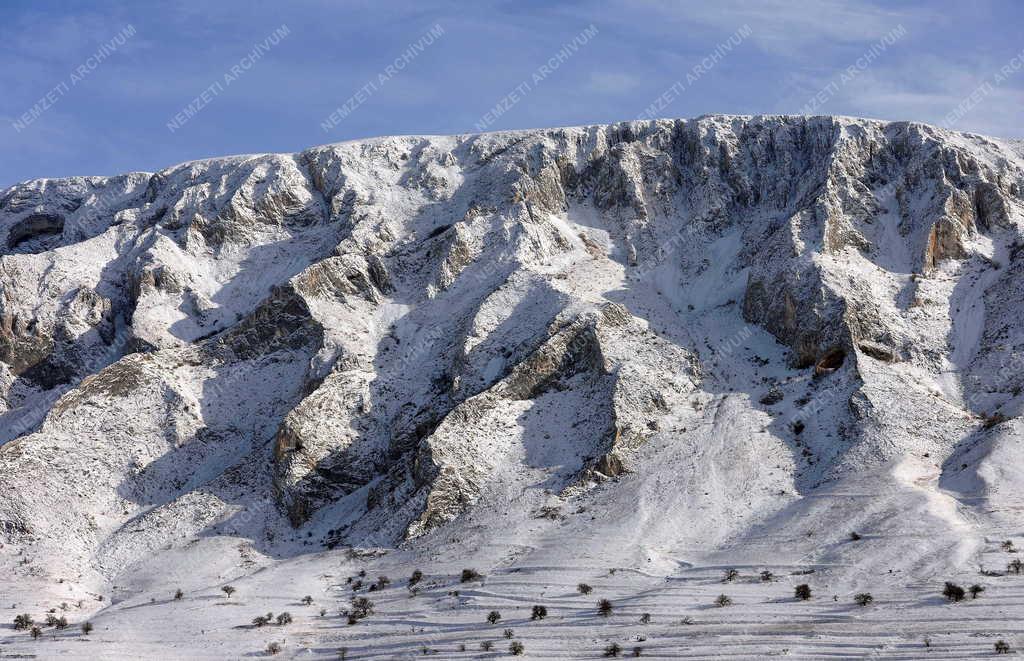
781 53 1024 138
610 0 935 56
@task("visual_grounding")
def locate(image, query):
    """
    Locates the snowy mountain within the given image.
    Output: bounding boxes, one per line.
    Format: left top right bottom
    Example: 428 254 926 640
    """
2 115 1024 659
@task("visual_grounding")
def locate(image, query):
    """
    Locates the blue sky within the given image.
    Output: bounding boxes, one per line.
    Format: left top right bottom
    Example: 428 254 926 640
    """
2 0 1021 188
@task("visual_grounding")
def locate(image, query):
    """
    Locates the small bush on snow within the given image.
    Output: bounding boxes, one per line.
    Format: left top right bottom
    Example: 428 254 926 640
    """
943 582 965 602
854 593 873 606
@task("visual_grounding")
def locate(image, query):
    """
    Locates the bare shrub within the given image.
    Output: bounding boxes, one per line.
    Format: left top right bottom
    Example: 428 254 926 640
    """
943 582 965 602
854 593 873 606
350 596 374 621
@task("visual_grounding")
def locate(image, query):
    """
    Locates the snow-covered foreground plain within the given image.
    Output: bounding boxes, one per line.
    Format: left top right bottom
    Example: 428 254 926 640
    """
2 115 1024 658
8 518 1024 659
14 544 1024 659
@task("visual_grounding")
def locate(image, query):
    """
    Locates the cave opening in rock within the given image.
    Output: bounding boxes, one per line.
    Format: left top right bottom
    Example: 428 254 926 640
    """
815 347 846 374
6 213 65 254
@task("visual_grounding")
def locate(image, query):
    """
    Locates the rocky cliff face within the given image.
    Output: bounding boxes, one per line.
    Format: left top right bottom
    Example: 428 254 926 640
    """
1 115 1023 592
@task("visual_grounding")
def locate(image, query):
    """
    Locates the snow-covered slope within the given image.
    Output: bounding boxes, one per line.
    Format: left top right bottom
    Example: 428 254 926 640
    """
2 115 1024 659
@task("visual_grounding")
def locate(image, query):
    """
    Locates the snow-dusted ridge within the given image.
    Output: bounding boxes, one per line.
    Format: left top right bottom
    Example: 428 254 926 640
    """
1 114 1024 658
